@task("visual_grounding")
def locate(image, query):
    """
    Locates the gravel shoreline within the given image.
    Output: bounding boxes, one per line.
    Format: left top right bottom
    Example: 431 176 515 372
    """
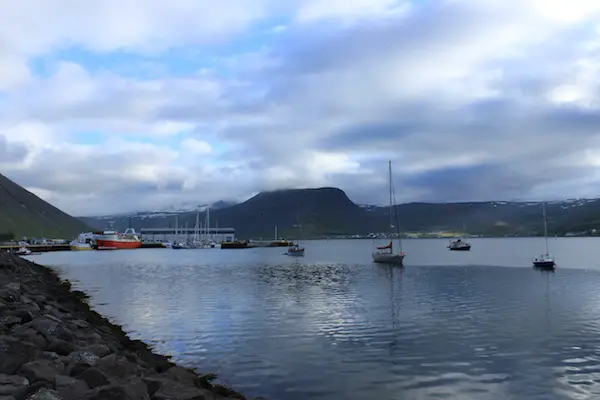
0 252 255 400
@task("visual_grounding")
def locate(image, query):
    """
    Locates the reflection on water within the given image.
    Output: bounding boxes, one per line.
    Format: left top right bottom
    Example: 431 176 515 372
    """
31 238 600 399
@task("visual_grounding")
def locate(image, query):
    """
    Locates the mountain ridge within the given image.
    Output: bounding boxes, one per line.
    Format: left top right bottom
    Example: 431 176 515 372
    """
0 173 91 239
77 187 600 238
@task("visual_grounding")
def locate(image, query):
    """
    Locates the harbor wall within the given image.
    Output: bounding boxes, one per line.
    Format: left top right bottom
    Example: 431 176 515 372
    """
0 252 253 400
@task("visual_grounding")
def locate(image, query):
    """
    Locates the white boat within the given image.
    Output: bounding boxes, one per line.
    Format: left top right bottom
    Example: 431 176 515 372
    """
448 238 471 251
15 247 31 256
372 161 405 266
70 233 93 251
533 202 555 269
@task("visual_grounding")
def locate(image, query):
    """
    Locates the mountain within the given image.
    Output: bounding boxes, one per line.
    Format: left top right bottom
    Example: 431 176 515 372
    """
0 173 91 239
77 187 600 238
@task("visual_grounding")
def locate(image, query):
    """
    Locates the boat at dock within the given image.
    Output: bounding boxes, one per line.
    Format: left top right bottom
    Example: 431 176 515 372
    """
96 228 142 250
221 240 255 249
70 234 93 251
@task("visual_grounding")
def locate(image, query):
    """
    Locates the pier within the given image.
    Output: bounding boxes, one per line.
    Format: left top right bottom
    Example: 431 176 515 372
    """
0 244 71 252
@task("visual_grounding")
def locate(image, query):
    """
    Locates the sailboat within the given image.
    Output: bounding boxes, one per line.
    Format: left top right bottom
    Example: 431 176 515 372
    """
372 161 405 265
533 201 555 269
285 210 305 257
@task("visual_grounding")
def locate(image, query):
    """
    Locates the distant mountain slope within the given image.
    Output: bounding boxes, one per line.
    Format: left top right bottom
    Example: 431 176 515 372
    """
0 173 91 238
78 188 600 238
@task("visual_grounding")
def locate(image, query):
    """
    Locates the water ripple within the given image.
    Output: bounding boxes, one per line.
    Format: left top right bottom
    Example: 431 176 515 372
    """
36 238 600 400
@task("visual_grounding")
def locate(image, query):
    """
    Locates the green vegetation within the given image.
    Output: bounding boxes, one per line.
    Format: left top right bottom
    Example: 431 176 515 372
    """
0 173 91 238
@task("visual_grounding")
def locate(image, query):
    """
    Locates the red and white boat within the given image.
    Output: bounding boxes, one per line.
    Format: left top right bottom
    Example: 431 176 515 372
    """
95 228 142 250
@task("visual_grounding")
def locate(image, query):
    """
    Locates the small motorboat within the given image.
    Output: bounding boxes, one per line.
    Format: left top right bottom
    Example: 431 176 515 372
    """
172 242 189 249
448 238 471 251
15 247 31 256
285 244 305 257
533 254 555 269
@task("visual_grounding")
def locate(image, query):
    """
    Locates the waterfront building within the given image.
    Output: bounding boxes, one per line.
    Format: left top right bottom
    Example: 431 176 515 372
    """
139 227 235 244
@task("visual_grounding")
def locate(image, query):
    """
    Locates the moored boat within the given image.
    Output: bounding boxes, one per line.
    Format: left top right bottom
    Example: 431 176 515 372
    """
15 247 31 256
372 161 405 266
221 240 249 249
448 238 471 251
285 244 305 257
533 202 556 269
95 228 142 250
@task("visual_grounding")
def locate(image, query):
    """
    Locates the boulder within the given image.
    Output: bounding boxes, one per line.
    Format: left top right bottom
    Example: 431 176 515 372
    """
24 387 62 400
46 341 74 357
85 377 148 400
19 359 65 384
53 375 89 399
96 355 140 381
0 337 40 374
78 368 110 389
0 374 29 396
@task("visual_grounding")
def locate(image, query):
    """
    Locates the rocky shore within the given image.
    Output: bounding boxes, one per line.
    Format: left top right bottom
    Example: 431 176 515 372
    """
0 252 253 400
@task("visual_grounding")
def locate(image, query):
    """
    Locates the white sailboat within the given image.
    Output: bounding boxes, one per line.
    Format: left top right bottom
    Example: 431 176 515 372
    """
533 202 555 269
372 161 405 265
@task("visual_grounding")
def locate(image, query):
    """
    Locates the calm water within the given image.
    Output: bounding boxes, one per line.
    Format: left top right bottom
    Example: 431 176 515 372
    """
28 238 600 399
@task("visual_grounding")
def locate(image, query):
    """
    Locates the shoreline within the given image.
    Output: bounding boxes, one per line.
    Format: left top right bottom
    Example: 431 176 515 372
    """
0 251 255 400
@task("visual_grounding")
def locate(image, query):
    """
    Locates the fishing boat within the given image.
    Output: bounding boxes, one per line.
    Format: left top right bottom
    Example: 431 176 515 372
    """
533 202 555 269
96 228 142 250
448 238 471 251
372 161 405 266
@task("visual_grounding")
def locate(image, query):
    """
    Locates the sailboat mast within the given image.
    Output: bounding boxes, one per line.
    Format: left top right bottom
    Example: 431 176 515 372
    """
207 208 210 241
388 161 403 253
543 202 549 255
388 161 393 252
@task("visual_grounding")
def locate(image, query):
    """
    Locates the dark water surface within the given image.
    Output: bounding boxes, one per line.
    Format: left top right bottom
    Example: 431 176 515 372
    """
29 238 600 399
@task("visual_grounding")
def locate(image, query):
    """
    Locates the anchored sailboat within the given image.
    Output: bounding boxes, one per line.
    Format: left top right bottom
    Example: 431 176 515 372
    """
533 202 555 269
372 161 405 265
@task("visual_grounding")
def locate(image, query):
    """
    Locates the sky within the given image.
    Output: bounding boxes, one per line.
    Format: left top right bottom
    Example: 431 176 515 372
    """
2 0 600 216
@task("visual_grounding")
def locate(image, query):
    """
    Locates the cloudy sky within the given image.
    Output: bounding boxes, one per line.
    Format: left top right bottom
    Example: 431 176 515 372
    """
1 0 600 216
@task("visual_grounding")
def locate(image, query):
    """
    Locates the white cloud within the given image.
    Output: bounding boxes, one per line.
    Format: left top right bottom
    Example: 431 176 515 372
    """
2 0 600 215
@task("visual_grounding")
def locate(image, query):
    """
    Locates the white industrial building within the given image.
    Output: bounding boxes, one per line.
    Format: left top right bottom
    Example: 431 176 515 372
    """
140 228 235 244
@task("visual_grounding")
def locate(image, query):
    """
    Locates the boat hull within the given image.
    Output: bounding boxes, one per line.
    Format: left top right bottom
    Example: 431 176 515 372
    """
286 248 305 257
372 252 405 265
449 245 471 251
95 240 142 250
221 241 249 249
533 260 555 269
70 245 92 251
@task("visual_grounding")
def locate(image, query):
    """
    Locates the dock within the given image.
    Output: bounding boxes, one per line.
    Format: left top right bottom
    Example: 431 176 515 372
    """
0 244 71 252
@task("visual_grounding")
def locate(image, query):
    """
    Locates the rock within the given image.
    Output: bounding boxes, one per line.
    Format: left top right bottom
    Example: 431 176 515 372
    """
46 341 74 357
0 286 20 303
13 328 48 350
39 352 60 362
78 368 110 389
0 316 22 330
69 320 89 329
30 317 73 342
24 387 62 400
161 366 198 385
53 375 88 399
10 309 36 324
84 345 111 359
13 381 52 400
96 354 140 381
85 377 148 400
68 351 99 367
0 337 40 374
152 381 213 400
0 374 29 396
19 359 65 384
